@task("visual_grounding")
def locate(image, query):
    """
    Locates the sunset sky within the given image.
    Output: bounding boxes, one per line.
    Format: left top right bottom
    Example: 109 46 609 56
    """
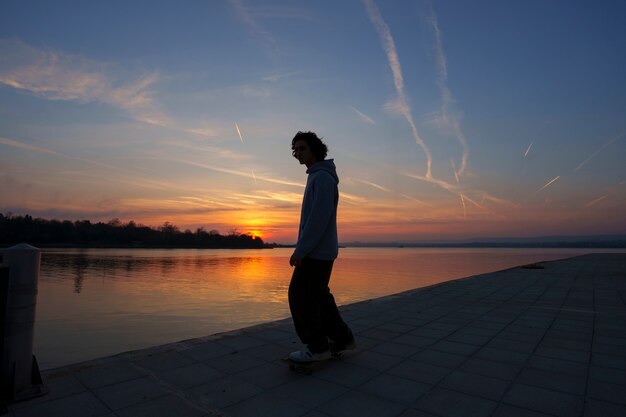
1 1 625 243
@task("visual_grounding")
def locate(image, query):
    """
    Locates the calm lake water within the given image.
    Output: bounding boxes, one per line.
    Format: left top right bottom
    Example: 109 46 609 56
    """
33 247 624 369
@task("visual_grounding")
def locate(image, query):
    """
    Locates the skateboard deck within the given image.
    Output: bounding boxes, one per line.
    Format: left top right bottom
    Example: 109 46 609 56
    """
282 353 343 375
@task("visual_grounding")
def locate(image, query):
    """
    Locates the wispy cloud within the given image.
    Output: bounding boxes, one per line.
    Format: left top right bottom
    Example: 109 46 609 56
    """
355 179 391 192
262 70 302 82
0 136 63 157
350 106 376 125
460 193 467 218
339 192 369 205
158 139 252 161
424 5 469 177
0 38 237 142
233 190 301 205
0 136 213 194
230 0 278 52
170 158 304 188
362 0 433 178
404 171 459 193
401 194 427 204
0 39 168 126
404 170 517 216
246 6 314 21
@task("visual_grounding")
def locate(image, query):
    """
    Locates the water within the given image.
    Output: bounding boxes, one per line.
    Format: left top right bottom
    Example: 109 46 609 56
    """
33 247 624 369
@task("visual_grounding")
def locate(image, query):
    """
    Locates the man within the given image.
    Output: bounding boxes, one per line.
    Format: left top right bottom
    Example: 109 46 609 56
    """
288 131 356 362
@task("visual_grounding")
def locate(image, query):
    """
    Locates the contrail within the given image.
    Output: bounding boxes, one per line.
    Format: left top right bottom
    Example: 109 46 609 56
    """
251 169 257 184
405 170 517 209
2 136 136 177
462 194 483 209
575 132 624 171
401 194 426 204
584 195 607 208
524 141 534 157
357 179 391 192
229 0 277 52
235 123 244 143
340 192 368 205
426 5 468 177
460 193 467 218
404 172 459 193
0 136 207 193
451 160 460 184
363 0 432 178
534 175 560 195
171 158 304 187
350 106 376 125
0 136 63 157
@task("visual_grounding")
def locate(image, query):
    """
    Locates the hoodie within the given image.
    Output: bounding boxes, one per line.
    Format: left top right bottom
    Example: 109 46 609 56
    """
294 159 339 260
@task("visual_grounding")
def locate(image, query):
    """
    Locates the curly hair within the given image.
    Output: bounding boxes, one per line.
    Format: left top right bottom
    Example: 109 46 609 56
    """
291 131 328 161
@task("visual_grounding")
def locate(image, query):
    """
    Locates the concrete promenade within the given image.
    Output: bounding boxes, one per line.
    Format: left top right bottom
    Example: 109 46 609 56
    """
6 253 626 417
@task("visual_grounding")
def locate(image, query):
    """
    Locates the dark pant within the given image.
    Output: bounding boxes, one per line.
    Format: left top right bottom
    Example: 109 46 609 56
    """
288 257 353 353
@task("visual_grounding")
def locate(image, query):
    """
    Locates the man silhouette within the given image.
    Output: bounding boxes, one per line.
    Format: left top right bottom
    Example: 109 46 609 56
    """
288 131 356 362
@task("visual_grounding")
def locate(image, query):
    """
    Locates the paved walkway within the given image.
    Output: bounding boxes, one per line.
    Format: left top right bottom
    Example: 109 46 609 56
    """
6 253 626 417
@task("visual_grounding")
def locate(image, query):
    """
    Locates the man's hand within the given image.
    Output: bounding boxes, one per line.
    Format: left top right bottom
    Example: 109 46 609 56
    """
289 253 302 267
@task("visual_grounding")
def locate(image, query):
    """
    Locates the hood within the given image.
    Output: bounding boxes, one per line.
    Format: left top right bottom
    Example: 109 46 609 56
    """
307 159 339 184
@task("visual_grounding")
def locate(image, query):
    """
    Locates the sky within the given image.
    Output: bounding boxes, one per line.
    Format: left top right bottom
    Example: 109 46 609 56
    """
1 0 625 243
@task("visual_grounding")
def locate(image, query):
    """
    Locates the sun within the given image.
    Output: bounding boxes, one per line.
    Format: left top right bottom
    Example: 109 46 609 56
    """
248 229 264 240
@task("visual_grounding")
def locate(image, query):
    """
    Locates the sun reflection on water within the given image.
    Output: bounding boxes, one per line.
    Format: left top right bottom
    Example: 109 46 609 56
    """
34 247 620 369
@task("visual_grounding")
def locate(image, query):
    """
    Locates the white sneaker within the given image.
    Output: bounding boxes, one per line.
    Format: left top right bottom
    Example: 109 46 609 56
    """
289 349 331 363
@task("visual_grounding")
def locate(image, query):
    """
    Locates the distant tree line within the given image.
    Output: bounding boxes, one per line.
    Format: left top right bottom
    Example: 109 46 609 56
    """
0 213 265 249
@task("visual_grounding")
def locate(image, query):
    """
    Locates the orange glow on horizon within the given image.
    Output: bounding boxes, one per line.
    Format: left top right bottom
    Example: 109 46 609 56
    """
7 178 625 244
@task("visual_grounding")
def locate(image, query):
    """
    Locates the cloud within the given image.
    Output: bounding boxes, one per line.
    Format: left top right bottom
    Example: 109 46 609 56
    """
404 170 517 217
230 0 278 52
170 158 304 188
0 38 243 141
0 38 169 127
239 85 272 97
404 171 459 194
184 127 219 138
262 70 302 82
354 179 390 192
0 135 196 193
0 136 63 157
158 139 253 161
246 6 314 21
339 192 368 205
401 194 427 204
232 191 302 205
362 0 432 178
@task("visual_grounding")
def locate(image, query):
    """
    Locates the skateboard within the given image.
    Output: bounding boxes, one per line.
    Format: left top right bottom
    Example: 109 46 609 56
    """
521 263 545 269
282 353 343 375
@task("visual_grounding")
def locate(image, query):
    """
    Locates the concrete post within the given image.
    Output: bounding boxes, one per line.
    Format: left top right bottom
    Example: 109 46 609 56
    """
1 243 45 402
